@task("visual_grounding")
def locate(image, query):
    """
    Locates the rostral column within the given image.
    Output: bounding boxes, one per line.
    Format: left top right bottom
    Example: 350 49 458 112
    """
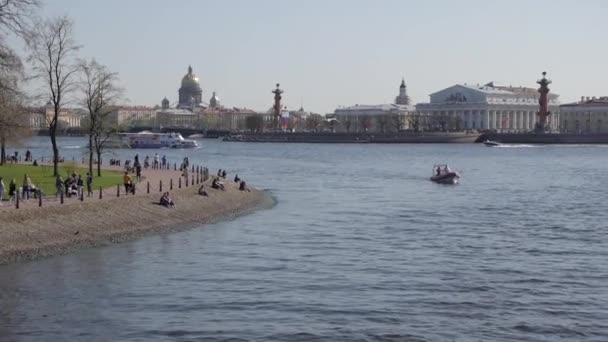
272 83 283 130
536 71 551 133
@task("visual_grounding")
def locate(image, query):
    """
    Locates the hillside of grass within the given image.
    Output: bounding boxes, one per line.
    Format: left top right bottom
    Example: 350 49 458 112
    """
0 162 123 196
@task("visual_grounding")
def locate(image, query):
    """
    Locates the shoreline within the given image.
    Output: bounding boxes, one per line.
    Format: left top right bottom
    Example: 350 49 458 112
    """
0 176 272 265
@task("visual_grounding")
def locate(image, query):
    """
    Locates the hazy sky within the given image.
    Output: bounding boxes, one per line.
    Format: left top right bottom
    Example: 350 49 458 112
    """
37 0 607 113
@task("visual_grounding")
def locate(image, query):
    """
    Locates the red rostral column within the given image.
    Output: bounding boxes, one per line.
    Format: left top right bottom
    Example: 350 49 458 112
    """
272 83 283 130
536 71 551 133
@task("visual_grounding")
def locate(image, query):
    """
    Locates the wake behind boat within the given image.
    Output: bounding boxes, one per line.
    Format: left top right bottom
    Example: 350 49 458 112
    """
430 164 460 185
107 131 198 149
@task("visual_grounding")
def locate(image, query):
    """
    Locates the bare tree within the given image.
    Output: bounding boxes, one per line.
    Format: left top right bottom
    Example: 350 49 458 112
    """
388 113 403 132
80 59 122 177
305 113 323 132
0 92 28 164
359 115 372 132
375 115 389 133
343 117 353 133
26 16 81 176
0 0 40 36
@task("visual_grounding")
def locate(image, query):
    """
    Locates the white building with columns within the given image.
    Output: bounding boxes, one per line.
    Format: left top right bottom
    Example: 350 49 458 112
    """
416 82 560 132
560 96 608 134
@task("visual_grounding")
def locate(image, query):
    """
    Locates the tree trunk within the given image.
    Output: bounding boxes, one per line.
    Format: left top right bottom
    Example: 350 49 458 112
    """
50 125 59 176
96 146 102 177
0 137 5 165
88 134 94 176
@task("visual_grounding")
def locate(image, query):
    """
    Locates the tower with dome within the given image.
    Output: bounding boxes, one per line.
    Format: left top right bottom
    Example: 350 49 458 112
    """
178 65 203 108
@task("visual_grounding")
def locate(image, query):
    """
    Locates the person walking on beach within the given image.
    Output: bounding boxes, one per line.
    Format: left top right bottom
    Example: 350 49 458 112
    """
136 163 142 182
161 155 167 169
76 174 84 198
0 177 4 204
8 178 16 203
123 171 133 194
154 153 159 169
86 173 93 197
55 175 63 198
22 174 32 200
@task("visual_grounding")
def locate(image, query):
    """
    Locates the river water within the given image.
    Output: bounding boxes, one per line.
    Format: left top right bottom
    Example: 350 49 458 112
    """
1 137 607 341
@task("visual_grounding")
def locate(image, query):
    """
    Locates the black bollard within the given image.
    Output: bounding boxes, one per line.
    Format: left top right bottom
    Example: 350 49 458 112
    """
174 163 176 171
159 180 163 192
186 176 189 187
170 178 173 190
39 191 42 207
196 173 199 184
117 184 120 197
192 174 194 186
147 181 150 194
60 191 64 204
178 177 182 189
99 186 103 199
16 192 19 209
196 165 199 174
191 165 194 173
80 190 84 202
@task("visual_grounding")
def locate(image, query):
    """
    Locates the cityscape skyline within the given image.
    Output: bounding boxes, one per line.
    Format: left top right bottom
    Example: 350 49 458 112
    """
35 0 608 113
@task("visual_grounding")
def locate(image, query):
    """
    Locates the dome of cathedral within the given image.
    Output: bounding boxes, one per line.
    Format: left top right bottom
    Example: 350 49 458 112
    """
180 65 202 91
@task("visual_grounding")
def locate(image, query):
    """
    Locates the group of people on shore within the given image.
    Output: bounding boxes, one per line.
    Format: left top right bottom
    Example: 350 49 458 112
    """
55 172 93 198
0 174 40 205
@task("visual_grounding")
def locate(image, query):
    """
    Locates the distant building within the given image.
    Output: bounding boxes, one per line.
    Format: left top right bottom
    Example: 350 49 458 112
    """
560 96 608 133
157 108 199 129
177 65 204 109
395 78 410 105
107 106 157 127
26 103 85 130
416 82 560 132
332 79 415 132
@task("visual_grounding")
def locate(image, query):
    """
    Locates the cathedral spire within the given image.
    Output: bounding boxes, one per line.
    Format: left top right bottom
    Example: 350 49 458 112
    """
400 77 406 88
188 65 193 75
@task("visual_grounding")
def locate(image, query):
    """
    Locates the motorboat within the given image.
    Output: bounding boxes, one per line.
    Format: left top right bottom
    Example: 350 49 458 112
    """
483 140 501 147
430 164 460 185
107 131 199 149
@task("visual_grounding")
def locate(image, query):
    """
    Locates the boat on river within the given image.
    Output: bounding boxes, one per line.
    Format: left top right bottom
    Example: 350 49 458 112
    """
107 131 198 149
483 140 501 147
430 164 460 185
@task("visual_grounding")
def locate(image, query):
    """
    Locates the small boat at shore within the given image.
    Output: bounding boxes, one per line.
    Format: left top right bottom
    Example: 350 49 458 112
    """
430 164 460 185
483 140 501 147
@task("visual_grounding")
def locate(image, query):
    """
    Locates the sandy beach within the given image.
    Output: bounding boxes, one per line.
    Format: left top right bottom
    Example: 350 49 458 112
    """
0 168 271 265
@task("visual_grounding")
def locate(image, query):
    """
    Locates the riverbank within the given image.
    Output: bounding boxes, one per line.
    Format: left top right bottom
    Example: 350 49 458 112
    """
0 175 271 265
224 131 480 143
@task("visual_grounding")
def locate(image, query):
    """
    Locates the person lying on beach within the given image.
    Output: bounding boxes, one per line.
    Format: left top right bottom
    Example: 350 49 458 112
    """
160 192 175 208
211 178 225 191
198 185 208 197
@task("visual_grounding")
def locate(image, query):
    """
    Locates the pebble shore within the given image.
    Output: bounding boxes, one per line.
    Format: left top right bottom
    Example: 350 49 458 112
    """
0 168 270 265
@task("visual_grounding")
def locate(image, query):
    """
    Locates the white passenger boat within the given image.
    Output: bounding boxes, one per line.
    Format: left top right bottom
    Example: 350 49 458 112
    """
430 164 460 185
108 131 198 149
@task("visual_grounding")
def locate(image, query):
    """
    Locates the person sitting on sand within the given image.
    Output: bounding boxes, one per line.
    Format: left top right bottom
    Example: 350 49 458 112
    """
198 185 208 197
211 177 225 191
239 180 250 192
234 174 240 183
160 192 175 207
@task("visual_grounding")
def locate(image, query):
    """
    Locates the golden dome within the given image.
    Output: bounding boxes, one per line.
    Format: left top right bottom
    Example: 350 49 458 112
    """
181 65 201 91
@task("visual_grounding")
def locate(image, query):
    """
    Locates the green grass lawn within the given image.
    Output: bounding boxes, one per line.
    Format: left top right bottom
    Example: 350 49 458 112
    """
0 162 123 196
